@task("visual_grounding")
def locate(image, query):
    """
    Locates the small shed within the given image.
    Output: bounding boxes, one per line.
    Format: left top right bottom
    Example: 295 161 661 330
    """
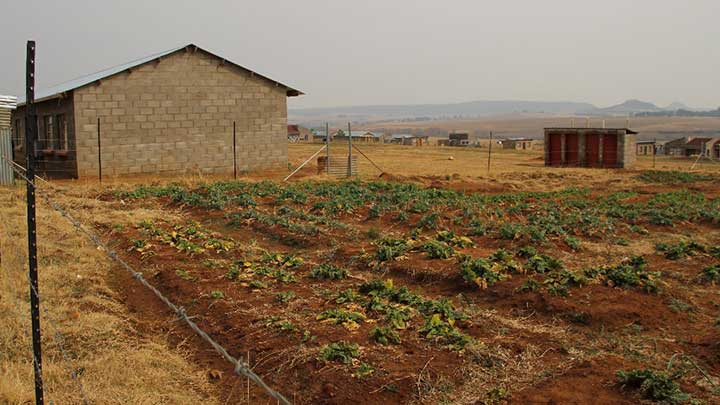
0 95 17 185
502 137 534 151
544 128 637 168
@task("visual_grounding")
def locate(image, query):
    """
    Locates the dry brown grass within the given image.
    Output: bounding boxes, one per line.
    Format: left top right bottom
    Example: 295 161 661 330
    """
288 141 720 189
0 185 219 404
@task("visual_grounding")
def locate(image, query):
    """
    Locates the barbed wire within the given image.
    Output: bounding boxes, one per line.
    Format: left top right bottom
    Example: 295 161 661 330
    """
3 157 292 405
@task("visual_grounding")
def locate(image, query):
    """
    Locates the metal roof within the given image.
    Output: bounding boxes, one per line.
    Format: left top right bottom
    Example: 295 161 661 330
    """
19 43 303 105
0 95 17 109
544 127 639 135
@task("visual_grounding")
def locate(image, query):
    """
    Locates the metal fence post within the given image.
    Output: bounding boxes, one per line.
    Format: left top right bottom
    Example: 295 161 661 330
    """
25 39 45 405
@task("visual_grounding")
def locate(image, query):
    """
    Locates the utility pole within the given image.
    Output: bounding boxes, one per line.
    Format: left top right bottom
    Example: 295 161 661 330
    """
25 39 45 405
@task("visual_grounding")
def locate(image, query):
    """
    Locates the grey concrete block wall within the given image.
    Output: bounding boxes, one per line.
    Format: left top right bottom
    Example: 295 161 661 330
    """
73 49 288 178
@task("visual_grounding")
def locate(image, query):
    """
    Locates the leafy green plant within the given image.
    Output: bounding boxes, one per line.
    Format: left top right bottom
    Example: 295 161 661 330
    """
318 341 360 364
616 368 691 404
543 270 588 297
353 362 375 378
175 269 194 281
275 291 296 303
310 264 348 280
594 256 660 293
210 290 225 299
700 264 720 283
420 314 472 351
526 254 564 274
374 237 411 262
564 236 582 251
336 289 362 304
317 309 366 325
460 256 505 289
370 326 401 345
248 280 268 289
656 240 706 260
422 239 455 259
516 279 540 293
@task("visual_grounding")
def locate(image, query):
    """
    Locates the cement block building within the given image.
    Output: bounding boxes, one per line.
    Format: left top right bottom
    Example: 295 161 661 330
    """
11 44 302 179
544 128 637 168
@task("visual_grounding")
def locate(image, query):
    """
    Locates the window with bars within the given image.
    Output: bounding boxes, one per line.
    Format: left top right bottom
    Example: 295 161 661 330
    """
55 114 67 150
43 115 53 150
13 118 24 150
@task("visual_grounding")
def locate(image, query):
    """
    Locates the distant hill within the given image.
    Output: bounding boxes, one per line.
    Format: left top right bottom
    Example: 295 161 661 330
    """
664 102 691 111
290 100 597 124
587 99 662 115
289 99 706 125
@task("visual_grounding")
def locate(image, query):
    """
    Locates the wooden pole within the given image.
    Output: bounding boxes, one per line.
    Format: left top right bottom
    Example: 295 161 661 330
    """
325 122 330 175
487 131 493 175
347 122 352 177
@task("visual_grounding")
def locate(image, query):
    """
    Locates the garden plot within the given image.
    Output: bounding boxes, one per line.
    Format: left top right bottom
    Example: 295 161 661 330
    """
99 173 720 404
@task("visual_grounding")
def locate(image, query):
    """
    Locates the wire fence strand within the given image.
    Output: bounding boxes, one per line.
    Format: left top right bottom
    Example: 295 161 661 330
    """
3 156 292 405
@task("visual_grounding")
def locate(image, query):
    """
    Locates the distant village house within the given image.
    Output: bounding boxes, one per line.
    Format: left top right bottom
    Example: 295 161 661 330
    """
387 134 430 146
501 137 534 151
438 131 470 147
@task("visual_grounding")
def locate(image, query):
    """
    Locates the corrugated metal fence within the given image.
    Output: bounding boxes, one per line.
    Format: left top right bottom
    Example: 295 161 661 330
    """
0 128 13 185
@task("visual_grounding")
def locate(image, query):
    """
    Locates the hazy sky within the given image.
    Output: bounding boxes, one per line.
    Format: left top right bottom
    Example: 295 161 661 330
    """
1 0 718 109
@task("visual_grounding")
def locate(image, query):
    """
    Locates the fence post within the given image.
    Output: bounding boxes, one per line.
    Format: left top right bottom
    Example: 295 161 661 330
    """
25 39 45 405
233 121 237 180
97 117 101 183
325 122 330 175
347 122 352 177
487 131 493 175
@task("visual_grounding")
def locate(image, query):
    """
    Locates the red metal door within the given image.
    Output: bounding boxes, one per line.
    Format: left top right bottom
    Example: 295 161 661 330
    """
565 133 579 166
602 133 618 167
548 133 562 166
585 133 600 167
